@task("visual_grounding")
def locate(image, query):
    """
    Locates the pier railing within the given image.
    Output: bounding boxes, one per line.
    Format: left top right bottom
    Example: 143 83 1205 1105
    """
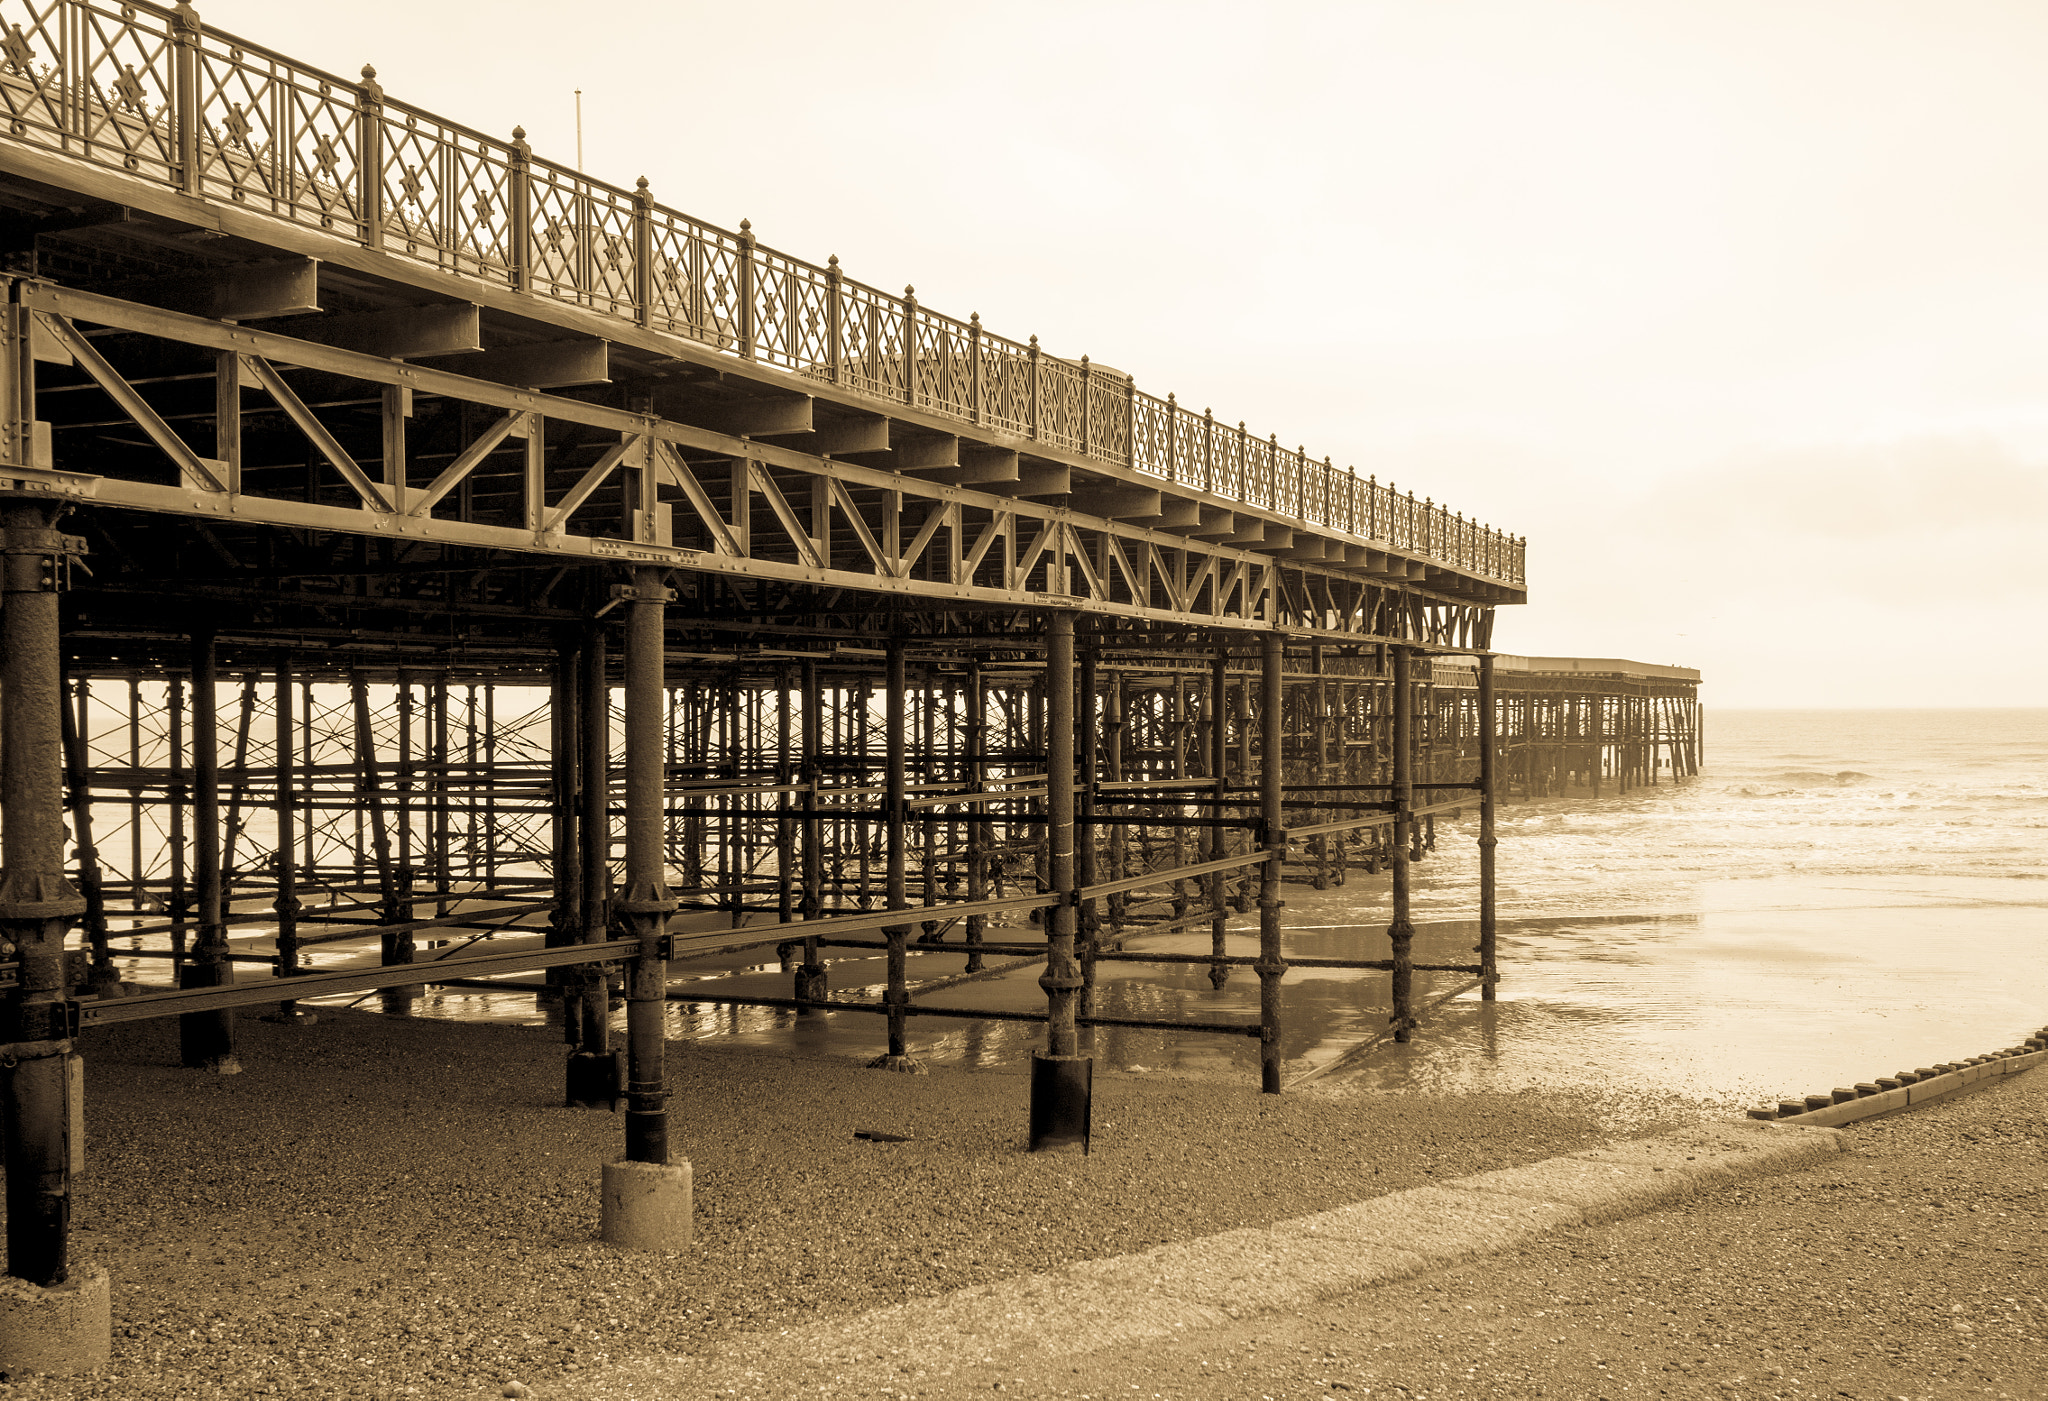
0 0 1525 587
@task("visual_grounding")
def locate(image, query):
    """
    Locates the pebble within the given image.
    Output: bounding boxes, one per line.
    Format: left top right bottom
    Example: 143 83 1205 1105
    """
17 1009 1714 1400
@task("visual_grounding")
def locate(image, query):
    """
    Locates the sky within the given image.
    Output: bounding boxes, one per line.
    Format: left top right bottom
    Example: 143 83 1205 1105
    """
212 0 2048 707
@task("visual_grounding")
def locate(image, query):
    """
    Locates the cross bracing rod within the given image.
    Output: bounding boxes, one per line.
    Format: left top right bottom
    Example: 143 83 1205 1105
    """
16 283 1481 641
0 0 1524 588
19 286 1474 647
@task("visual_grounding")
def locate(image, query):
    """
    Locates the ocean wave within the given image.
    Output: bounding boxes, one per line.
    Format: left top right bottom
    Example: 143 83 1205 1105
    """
1765 770 1874 787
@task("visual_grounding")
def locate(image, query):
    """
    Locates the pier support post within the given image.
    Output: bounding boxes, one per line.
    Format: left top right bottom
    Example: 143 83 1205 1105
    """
795 657 827 1003
963 667 987 974
546 631 583 1001
1477 653 1499 1000
58 678 113 997
0 496 109 1371
1030 611 1090 1151
602 565 688 1249
1389 646 1416 1043
179 629 239 1072
1256 632 1288 1092
264 653 313 1024
568 618 617 1107
1076 647 1099 1016
1207 646 1230 988
869 638 923 1073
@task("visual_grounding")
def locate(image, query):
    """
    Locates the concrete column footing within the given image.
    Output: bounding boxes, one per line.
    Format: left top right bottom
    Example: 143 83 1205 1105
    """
599 1158 693 1252
0 1267 110 1378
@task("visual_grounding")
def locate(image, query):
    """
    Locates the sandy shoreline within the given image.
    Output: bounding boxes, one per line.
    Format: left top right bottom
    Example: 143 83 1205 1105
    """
0 1007 1721 1398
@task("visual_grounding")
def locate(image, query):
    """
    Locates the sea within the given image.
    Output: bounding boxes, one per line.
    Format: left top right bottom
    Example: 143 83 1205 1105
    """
278 709 2048 1111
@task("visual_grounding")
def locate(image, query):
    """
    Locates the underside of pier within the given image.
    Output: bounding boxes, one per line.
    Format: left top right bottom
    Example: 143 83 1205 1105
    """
0 0 1700 1375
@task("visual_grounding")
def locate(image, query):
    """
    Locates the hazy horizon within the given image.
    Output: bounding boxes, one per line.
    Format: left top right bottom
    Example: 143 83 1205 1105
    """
207 0 2048 709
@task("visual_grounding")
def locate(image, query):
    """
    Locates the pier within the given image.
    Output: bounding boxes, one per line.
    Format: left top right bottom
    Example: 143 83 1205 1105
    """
0 0 1700 1373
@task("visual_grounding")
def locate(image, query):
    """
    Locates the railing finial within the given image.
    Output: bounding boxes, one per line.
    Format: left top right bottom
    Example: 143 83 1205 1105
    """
172 3 201 34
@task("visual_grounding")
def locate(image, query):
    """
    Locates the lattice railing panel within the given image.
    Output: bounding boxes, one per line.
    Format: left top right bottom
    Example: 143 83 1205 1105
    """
1035 356 1083 455
1086 371 1131 469
1243 435 1275 513
980 333 1032 437
912 310 973 419
192 41 339 228
838 279 907 402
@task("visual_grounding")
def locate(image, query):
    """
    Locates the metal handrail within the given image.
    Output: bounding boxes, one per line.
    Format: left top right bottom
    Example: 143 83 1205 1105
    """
0 0 1526 586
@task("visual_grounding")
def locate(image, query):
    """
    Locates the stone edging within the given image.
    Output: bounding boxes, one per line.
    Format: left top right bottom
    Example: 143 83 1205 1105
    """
1750 1027 2048 1129
557 1119 1844 1400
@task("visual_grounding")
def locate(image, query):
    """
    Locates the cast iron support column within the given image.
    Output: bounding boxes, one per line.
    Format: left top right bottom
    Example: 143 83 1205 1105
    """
1030 611 1090 1150
869 639 922 1072
546 632 582 1003
179 630 238 1072
0 498 87 1289
1207 646 1230 989
1389 646 1416 1043
1256 632 1288 1093
59 677 114 995
1076 647 1098 1016
618 567 676 1160
568 617 616 1106
1478 653 1499 1000
794 657 827 1003
775 668 794 932
963 666 987 974
598 565 690 1249
167 676 187 960
1104 671 1126 938
264 653 312 1024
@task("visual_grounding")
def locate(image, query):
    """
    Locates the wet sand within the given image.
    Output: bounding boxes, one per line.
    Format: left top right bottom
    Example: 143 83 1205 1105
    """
4 1008 1714 1399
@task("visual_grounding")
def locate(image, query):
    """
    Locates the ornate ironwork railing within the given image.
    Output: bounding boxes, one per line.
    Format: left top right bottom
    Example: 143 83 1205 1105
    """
0 0 1526 586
